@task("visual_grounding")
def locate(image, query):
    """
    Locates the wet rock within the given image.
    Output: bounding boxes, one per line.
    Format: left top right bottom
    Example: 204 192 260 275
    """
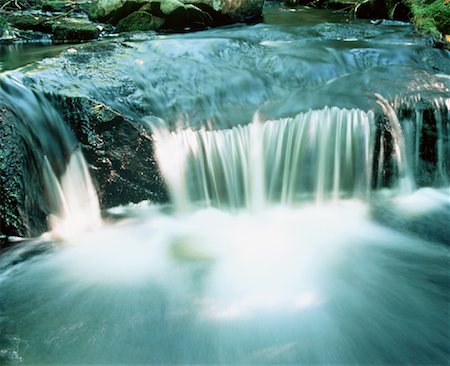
116 10 164 32
51 19 100 42
90 0 264 31
0 101 49 241
0 15 7 36
5 13 53 33
3 12 100 42
0 90 168 240
52 96 168 208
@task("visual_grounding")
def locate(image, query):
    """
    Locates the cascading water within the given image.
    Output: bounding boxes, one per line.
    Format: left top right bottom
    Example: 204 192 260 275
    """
43 149 102 240
154 101 449 210
0 75 101 240
154 107 376 210
1 5 449 365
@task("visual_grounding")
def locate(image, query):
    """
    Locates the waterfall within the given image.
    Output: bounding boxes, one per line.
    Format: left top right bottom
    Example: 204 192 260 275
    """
0 75 101 239
154 104 449 211
43 150 102 241
154 107 376 210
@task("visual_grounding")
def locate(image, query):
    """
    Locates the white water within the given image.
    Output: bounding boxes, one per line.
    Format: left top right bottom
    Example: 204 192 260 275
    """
1 193 448 364
154 103 449 213
154 107 378 211
42 149 102 241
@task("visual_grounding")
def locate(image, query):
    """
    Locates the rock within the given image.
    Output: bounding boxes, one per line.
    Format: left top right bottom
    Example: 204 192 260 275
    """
117 10 165 32
41 0 73 12
5 13 53 33
162 3 213 30
0 100 49 240
0 90 168 240
0 15 7 37
5 12 100 43
0 41 170 239
90 0 264 31
51 19 100 42
354 0 388 19
53 96 168 209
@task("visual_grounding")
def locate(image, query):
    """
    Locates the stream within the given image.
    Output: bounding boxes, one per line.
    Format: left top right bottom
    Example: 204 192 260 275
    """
0 4 449 364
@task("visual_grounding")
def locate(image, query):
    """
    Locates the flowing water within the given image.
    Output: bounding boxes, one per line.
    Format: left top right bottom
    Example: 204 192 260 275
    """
1 4 450 365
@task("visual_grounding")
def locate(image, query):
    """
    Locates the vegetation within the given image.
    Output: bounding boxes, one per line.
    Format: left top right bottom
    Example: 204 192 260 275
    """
408 0 450 39
0 15 6 36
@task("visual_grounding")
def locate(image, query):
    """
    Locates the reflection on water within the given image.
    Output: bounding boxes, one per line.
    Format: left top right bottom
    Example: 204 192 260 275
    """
0 44 68 71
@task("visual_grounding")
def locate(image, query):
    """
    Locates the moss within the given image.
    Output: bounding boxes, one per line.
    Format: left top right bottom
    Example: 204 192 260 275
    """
0 15 6 36
116 10 164 32
52 20 100 42
409 0 450 38
6 14 52 33
41 1 70 12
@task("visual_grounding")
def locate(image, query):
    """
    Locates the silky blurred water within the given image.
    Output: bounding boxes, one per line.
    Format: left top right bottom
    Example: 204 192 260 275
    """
1 4 450 365
0 192 449 364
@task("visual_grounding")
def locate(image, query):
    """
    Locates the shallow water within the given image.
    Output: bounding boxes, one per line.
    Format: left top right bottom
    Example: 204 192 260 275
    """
1 4 450 365
0 43 68 71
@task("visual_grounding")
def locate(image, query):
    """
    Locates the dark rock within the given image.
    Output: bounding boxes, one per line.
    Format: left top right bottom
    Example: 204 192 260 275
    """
0 15 7 37
41 0 72 12
0 89 169 240
162 4 213 30
90 0 264 32
5 13 53 33
52 96 169 208
90 0 146 24
0 100 49 240
354 0 388 19
51 19 100 42
391 1 411 22
4 12 101 43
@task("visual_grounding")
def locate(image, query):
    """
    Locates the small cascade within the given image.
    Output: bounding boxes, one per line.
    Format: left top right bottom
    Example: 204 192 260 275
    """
154 107 377 210
155 103 450 211
43 149 102 241
0 75 102 239
391 95 450 188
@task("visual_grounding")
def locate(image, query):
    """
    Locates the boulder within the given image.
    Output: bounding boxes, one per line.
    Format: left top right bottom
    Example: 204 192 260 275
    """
51 19 100 42
90 0 264 31
0 41 170 240
4 12 101 42
116 10 165 32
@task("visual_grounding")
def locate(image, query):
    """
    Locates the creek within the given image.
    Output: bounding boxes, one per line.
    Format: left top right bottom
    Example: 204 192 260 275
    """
0 4 449 364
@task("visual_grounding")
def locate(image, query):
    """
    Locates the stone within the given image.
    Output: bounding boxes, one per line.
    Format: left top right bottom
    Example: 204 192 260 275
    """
117 10 165 32
51 19 100 42
90 0 264 31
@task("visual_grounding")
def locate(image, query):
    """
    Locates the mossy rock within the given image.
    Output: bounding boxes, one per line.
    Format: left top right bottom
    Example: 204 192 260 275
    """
41 0 71 12
0 15 6 37
116 10 165 31
51 20 100 42
409 0 450 37
6 14 53 33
